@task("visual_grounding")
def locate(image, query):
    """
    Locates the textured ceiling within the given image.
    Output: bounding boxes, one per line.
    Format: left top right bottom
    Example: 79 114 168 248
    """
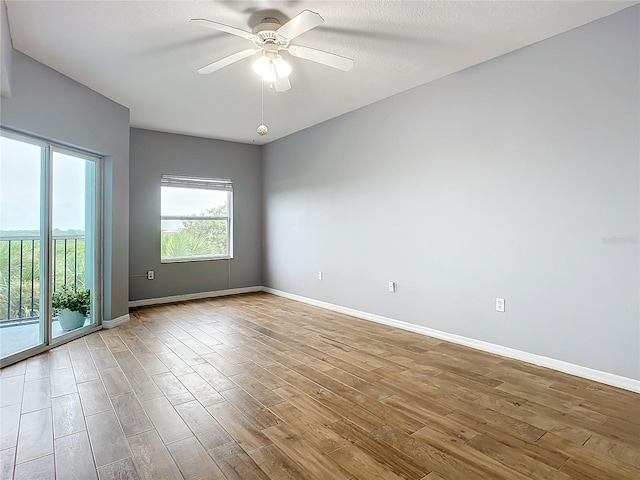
5 1 637 145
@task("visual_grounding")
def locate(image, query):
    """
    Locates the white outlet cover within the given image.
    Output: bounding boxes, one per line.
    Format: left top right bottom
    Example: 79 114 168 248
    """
496 298 505 312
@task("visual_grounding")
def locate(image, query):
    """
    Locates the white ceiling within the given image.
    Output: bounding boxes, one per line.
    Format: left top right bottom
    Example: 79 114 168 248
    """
5 1 636 145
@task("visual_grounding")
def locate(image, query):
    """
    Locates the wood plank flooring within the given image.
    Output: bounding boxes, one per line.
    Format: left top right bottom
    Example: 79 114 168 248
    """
1 292 638 479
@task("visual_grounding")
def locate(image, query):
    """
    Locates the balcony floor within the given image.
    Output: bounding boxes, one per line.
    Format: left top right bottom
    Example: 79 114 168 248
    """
0 318 92 358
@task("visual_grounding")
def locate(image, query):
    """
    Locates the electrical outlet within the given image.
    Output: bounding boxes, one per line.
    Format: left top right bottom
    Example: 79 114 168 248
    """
388 281 396 293
318 271 323 280
496 298 505 312
147 270 154 280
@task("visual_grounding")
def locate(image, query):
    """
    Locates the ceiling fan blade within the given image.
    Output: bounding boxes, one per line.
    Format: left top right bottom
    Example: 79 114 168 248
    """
274 75 291 93
277 10 324 40
197 49 258 74
288 45 354 71
190 18 256 40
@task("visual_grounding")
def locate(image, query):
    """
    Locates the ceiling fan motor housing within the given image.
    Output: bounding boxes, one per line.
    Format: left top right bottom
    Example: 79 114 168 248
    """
252 18 290 48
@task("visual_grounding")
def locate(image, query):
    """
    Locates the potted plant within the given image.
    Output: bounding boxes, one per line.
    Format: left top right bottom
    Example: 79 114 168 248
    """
52 287 91 331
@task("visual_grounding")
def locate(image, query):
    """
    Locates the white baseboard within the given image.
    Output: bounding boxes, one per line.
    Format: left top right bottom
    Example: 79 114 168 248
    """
103 313 130 329
128 286 263 308
262 287 640 393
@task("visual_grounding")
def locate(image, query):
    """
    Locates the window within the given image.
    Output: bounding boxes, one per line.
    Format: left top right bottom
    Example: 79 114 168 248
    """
160 175 233 262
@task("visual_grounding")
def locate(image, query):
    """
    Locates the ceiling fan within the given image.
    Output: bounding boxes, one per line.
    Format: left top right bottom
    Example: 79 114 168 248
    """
190 10 354 92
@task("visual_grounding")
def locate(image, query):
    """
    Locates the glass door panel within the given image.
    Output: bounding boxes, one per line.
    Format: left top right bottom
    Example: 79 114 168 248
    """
0 135 47 359
51 150 96 339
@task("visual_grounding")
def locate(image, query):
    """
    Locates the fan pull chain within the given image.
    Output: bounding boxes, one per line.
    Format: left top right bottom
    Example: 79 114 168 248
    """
257 80 268 136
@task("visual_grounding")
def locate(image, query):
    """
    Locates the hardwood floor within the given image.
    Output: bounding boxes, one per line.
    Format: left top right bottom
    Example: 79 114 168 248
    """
1 292 638 479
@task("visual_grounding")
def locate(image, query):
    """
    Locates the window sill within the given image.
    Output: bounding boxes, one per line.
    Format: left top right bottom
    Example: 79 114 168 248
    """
161 256 233 264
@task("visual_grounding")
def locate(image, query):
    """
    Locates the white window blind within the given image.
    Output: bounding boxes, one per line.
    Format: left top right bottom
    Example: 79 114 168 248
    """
161 175 233 191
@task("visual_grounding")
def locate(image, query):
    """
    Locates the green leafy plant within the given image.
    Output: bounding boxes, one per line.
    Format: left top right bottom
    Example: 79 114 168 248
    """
52 287 91 317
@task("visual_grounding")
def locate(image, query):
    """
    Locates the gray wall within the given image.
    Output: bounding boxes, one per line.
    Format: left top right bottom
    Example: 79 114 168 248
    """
1 50 130 321
263 7 640 380
129 128 262 301
1 1 12 97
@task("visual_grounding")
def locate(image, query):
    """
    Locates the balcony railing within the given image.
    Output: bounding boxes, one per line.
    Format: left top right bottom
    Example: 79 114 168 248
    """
0 235 85 324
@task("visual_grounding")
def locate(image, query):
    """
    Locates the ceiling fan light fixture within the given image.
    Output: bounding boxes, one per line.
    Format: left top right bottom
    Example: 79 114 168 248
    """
262 62 277 83
253 54 291 82
252 55 270 77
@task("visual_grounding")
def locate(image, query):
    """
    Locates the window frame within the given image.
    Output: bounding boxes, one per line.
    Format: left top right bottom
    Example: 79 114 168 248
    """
160 175 233 263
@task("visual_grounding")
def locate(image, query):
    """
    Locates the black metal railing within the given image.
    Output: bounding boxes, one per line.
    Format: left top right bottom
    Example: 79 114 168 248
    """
0 235 85 323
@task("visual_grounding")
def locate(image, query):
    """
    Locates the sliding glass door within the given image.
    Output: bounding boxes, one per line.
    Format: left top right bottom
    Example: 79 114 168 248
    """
0 130 101 365
0 135 46 358
51 148 99 339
